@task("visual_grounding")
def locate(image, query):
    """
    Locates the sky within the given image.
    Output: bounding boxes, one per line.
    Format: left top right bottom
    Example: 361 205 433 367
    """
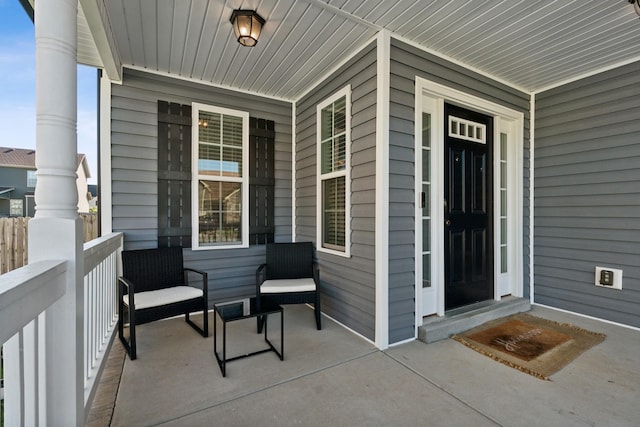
0 0 98 184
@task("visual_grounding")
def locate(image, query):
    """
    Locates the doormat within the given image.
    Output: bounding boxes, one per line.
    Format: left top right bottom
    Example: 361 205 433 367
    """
451 313 606 380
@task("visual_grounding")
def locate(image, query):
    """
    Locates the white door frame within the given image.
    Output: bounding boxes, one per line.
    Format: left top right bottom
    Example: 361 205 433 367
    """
415 77 524 329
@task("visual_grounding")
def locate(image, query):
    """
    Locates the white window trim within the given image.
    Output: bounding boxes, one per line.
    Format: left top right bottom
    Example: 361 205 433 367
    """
191 102 249 250
316 85 351 258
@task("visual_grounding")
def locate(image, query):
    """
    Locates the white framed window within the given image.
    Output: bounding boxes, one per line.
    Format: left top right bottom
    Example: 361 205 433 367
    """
27 170 37 187
316 86 351 257
191 103 249 250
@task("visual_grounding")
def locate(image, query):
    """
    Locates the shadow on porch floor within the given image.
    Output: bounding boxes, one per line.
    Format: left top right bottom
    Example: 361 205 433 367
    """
90 304 640 426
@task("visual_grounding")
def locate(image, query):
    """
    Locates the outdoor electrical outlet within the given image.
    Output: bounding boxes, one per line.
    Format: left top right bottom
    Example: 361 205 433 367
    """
595 266 623 290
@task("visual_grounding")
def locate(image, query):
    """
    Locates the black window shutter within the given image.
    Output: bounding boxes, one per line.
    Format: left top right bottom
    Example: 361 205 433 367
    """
157 101 192 248
249 118 275 245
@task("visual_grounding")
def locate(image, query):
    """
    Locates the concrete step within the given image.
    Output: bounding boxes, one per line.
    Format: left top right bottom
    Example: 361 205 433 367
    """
418 296 531 343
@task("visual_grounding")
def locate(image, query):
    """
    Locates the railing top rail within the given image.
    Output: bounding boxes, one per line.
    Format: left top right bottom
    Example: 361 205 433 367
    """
0 260 67 345
83 232 124 274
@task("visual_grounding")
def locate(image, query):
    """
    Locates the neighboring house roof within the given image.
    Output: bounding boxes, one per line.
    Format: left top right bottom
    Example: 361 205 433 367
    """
0 147 91 178
0 147 36 168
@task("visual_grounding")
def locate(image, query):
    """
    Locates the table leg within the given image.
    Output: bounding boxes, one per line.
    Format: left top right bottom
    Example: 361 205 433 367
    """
222 321 227 377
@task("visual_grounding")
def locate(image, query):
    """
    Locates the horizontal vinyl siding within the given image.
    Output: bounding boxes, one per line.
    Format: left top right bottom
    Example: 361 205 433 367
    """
534 61 640 328
389 39 531 342
295 42 377 341
111 69 292 303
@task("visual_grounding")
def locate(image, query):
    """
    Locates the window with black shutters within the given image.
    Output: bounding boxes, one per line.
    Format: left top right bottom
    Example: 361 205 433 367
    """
157 100 275 248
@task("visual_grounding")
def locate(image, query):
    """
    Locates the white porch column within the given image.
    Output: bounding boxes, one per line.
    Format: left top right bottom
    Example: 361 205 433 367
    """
30 0 84 425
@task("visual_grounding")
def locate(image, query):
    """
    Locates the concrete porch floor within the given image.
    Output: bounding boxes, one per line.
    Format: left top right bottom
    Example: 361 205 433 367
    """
94 304 640 426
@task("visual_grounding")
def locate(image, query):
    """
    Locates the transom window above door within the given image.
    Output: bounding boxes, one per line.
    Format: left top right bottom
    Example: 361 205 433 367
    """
448 116 486 144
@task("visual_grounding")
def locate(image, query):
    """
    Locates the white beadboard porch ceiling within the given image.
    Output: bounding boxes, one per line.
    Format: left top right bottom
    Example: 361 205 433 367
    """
88 0 640 100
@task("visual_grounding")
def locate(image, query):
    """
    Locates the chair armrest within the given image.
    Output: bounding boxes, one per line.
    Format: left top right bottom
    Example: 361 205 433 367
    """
118 276 136 308
313 262 320 287
256 264 267 288
183 267 208 299
256 264 267 310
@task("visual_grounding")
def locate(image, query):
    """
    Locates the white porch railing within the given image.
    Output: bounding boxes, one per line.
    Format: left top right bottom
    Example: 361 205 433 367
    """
0 232 123 425
82 232 123 412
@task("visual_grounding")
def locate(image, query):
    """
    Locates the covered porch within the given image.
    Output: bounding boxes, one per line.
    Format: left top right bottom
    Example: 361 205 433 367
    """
2 0 640 424
90 304 640 426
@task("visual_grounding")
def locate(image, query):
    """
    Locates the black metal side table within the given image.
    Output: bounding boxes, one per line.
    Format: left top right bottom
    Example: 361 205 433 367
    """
213 297 283 377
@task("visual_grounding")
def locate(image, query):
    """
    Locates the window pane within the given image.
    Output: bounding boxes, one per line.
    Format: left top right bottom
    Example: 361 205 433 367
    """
422 184 430 216
422 113 431 149
198 111 221 143
334 134 346 171
423 253 431 288
27 170 37 187
321 107 333 141
199 113 243 177
501 218 507 244
422 149 430 182
500 133 507 161
221 146 242 177
320 140 331 175
323 176 345 248
422 217 430 252
333 97 346 135
198 180 242 245
198 143 221 175
223 115 243 147
501 246 508 274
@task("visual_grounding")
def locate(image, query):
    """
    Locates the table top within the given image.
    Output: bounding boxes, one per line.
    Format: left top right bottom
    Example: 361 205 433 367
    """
214 297 282 322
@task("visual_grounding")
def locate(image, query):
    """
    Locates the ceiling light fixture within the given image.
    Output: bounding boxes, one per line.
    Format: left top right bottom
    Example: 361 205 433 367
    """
230 10 265 47
629 0 640 16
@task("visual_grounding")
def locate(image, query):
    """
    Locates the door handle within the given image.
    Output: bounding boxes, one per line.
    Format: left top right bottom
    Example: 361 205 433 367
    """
445 219 451 227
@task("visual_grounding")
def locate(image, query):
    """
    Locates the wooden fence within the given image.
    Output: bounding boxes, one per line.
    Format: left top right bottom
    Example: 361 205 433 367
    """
0 214 98 275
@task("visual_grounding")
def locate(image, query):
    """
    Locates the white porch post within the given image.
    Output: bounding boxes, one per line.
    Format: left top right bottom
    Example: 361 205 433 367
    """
30 0 84 425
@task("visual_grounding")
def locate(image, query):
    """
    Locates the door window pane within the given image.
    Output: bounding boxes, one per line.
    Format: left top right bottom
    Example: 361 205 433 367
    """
422 112 432 288
500 132 508 273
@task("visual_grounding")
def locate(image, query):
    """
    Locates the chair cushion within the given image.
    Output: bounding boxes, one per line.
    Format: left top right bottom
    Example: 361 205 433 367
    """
124 286 203 310
260 278 316 294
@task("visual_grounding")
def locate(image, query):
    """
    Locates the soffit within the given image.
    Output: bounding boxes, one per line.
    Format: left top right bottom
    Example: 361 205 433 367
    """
80 0 640 100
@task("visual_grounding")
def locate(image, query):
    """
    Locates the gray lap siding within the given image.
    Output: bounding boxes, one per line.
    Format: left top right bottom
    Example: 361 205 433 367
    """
534 61 640 327
110 69 292 305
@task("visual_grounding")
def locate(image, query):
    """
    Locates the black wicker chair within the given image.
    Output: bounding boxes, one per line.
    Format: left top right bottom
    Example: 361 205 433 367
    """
118 247 208 360
256 242 321 332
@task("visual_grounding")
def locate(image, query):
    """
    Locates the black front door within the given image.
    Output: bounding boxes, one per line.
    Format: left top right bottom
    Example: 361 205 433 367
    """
444 103 493 310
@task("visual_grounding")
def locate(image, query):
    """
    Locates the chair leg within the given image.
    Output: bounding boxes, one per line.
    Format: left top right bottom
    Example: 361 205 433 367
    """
119 318 136 360
129 320 137 360
315 295 322 330
257 315 265 334
185 311 209 338
118 302 137 360
315 305 322 330
203 307 209 337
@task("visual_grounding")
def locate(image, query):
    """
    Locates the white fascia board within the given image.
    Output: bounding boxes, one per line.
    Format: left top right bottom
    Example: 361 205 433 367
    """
79 0 122 82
